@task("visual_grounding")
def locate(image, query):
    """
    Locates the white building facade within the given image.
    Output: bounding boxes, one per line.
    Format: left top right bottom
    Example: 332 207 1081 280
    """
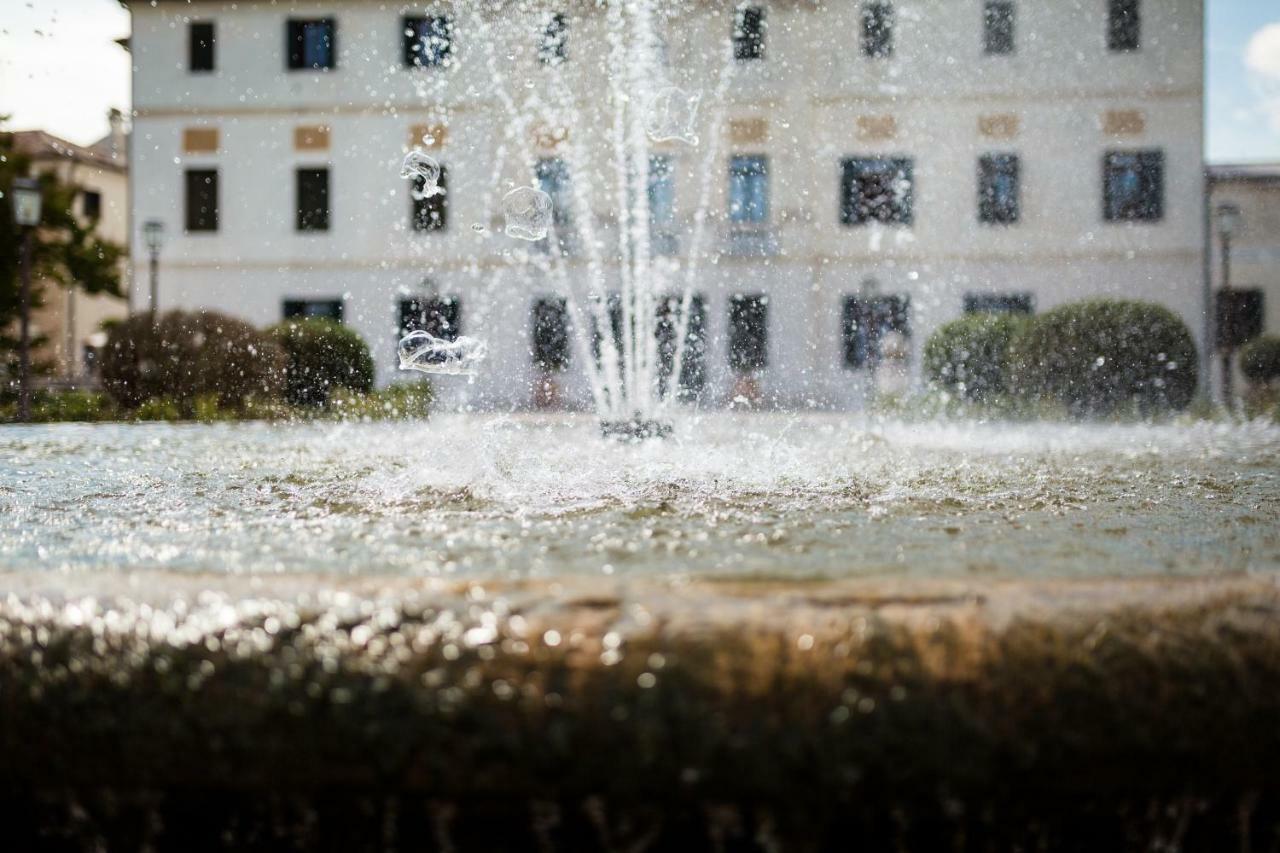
127 0 1205 411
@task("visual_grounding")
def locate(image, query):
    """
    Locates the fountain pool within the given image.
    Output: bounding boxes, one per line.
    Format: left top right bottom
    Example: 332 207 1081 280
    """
3 414 1276 584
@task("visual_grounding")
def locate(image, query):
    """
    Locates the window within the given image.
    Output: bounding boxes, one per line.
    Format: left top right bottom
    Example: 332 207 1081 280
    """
411 165 448 231
728 294 769 373
1216 289 1264 349
964 292 1034 314
983 1 1014 55
841 157 913 226
536 157 573 252
404 16 452 68
400 296 461 340
81 190 102 221
842 295 910 369
861 3 894 58
733 6 765 61
531 297 570 371
189 22 216 72
728 155 769 224
1103 150 1163 222
283 300 343 322
1108 0 1139 52
540 13 567 65
649 155 677 255
287 19 336 70
184 169 218 232
978 153 1019 224
296 168 330 232
657 294 707 399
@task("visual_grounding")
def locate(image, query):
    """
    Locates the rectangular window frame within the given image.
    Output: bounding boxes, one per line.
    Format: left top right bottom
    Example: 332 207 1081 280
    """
728 293 769 373
733 6 766 61
861 3 894 59
296 167 331 232
411 165 449 232
841 157 914 227
184 168 219 233
400 295 461 340
983 1 1014 55
1103 149 1163 222
81 190 102 221
403 15 453 68
963 292 1035 315
283 299 344 322
842 295 910 369
728 155 769 225
978 152 1020 225
539 13 568 65
189 21 216 72
531 297 570 371
287 18 337 71
1107 0 1140 52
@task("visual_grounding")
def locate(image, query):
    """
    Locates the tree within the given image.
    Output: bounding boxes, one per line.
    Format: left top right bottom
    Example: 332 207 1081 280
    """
1 127 125 399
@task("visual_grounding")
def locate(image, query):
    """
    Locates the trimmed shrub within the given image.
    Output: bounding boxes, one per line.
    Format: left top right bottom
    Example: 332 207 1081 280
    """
269 318 375 406
923 313 1028 401
1010 299 1197 416
1240 335 1280 386
100 310 285 413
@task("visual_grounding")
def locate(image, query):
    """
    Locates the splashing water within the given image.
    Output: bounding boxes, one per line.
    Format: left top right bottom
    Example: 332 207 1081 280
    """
400 150 443 197
645 87 701 144
398 331 488 376
501 186 554 241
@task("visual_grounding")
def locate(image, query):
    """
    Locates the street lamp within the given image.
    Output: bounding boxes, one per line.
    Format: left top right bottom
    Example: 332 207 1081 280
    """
1215 202 1242 407
11 177 42 423
143 219 165 316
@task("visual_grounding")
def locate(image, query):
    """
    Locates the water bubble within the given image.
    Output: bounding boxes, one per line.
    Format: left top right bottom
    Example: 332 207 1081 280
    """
645 87 701 145
399 150 443 198
398 331 488 376
471 223 487 233
502 186 553 241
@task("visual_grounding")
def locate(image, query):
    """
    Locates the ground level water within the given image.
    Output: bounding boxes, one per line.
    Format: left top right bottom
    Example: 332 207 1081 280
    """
2 413 1276 582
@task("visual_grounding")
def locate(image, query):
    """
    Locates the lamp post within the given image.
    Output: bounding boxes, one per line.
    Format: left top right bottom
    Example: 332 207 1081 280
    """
1215 202 1242 408
143 219 165 317
11 178 42 423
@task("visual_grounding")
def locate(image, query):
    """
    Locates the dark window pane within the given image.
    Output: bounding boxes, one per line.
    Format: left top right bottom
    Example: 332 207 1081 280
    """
964 292 1034 314
1103 150 1163 222
184 169 218 232
532 297 570 371
1108 0 1139 51
728 294 769 373
734 6 765 60
841 157 913 226
536 157 574 253
400 296 461 340
843 295 910 369
81 190 102 220
983 1 1014 54
190 22 216 72
411 165 448 231
978 153 1020 224
657 294 707 399
403 15 453 68
861 3 894 58
283 300 343 322
288 18 336 70
1216 289 1264 349
540 13 567 65
728 155 769 224
296 168 330 232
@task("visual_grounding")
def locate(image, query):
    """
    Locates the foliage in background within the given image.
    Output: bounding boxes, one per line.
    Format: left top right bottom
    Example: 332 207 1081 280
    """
0 129 125 387
269 318 375 406
99 310 285 414
1009 299 1197 417
923 313 1028 402
1240 336 1280 386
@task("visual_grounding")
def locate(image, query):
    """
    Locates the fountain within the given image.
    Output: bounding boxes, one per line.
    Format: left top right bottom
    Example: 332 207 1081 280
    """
400 0 734 439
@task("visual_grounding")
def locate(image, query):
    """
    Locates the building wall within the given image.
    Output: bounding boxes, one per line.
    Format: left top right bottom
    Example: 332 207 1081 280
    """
129 0 1206 410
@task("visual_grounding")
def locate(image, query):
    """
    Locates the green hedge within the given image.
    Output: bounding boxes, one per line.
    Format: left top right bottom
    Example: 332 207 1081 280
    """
1240 336 1280 386
269 318 375 406
100 310 285 413
1010 299 1197 416
923 313 1027 401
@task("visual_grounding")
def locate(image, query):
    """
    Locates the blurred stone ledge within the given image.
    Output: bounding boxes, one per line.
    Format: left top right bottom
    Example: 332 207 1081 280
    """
1 574 1279 850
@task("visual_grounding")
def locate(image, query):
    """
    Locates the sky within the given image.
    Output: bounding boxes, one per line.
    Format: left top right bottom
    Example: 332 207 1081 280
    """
0 0 1277 163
